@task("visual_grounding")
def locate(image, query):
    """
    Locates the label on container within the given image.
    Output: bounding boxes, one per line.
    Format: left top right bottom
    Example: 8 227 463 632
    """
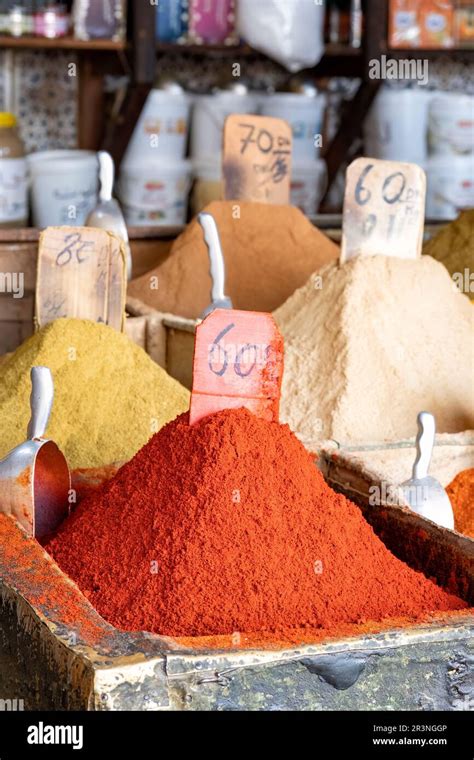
156 0 188 41
35 226 127 330
0 158 28 223
341 157 426 262
223 114 292 205
189 0 235 44
189 309 284 426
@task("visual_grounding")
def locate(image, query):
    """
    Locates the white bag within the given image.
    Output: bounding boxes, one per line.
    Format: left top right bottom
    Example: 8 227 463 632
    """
237 0 325 73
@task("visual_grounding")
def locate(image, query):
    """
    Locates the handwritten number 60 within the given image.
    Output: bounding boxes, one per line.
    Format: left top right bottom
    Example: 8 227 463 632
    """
208 324 259 379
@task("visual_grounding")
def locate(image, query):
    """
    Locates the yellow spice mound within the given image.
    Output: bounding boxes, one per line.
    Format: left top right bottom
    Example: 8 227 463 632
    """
0 318 189 469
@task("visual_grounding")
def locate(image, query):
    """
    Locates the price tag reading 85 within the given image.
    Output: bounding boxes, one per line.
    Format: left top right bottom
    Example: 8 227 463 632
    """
340 158 426 263
189 309 284 426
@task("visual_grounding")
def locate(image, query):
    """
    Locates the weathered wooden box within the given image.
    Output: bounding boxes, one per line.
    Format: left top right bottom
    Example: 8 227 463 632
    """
1 484 472 711
0 228 178 355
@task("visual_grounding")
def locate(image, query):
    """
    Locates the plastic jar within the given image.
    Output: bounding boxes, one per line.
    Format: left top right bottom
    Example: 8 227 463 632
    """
0 113 28 228
190 87 257 162
426 154 474 220
122 86 191 165
28 149 98 227
364 87 434 164
190 159 223 215
118 160 192 227
290 160 327 217
429 93 474 155
260 91 327 161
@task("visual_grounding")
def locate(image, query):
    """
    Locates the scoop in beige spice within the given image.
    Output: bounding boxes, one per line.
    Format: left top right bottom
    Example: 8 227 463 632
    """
274 255 474 447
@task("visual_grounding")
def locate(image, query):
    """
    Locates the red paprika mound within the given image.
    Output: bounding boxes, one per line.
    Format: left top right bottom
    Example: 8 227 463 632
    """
46 409 466 637
447 467 474 539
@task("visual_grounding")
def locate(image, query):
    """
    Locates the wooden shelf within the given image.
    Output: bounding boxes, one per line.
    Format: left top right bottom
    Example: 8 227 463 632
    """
383 46 474 60
0 35 126 51
156 41 362 58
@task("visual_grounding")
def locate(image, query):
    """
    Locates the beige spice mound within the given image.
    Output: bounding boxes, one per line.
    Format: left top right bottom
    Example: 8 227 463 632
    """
275 255 474 447
128 200 339 319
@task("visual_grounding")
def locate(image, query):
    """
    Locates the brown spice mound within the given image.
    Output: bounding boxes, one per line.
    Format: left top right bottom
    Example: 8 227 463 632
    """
128 201 339 319
447 468 474 539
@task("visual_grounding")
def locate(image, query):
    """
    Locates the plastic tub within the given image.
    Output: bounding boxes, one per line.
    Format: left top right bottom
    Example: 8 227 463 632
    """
429 93 474 155
27 150 98 227
118 160 192 226
190 159 223 215
123 88 191 164
426 155 474 220
260 92 327 161
291 159 327 217
190 90 257 162
363 87 434 164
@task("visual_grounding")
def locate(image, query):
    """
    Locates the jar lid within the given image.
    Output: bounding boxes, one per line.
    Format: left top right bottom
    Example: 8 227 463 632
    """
0 113 17 128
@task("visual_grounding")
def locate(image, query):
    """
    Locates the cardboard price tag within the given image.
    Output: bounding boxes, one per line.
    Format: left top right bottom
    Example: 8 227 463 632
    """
223 114 292 205
341 158 426 263
35 227 127 331
189 309 284 426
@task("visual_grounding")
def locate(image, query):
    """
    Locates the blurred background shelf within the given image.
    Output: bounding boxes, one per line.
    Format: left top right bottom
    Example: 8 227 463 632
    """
0 35 126 51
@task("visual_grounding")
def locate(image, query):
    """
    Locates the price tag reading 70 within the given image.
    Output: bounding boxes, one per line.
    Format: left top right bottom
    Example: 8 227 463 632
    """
340 157 426 263
189 309 284 426
223 114 292 205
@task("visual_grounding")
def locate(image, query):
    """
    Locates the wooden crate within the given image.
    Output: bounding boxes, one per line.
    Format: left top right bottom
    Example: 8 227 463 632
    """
0 483 472 710
0 227 180 355
125 296 197 388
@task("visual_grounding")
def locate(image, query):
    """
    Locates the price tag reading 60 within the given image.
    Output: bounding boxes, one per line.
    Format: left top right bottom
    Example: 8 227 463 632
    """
189 309 284 426
341 157 426 263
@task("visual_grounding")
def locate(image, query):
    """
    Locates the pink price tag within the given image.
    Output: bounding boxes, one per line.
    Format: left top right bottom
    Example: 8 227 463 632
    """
189 309 284 426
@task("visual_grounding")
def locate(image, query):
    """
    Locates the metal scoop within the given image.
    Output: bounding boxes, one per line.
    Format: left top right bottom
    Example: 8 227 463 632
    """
198 212 233 318
400 412 454 530
85 150 132 280
0 366 70 538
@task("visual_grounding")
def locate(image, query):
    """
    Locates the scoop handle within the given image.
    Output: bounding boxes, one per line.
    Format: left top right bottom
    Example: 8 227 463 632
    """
198 212 227 304
27 366 54 441
412 411 435 480
98 150 114 203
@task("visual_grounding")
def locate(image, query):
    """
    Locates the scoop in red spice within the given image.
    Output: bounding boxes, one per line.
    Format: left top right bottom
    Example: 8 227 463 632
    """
46 409 467 637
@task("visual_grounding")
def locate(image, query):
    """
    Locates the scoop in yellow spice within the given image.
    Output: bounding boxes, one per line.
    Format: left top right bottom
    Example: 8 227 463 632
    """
0 318 189 469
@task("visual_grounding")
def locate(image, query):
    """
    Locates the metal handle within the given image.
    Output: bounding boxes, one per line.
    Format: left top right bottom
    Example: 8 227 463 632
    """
27 367 54 441
412 412 435 480
198 212 227 304
97 151 114 203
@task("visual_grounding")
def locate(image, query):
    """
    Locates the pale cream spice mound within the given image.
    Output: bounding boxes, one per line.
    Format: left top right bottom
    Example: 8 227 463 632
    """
275 255 474 446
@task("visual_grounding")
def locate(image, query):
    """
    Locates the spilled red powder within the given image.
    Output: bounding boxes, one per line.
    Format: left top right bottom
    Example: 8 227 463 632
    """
46 409 467 638
0 514 111 645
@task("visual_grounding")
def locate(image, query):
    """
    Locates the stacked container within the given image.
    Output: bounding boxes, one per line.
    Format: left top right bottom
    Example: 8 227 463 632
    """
119 84 192 226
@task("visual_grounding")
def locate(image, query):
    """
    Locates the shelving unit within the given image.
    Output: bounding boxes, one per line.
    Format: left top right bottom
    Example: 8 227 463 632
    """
0 35 126 51
2 0 472 199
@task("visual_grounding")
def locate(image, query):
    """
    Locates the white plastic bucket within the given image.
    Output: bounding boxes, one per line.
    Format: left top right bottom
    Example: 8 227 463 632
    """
28 150 98 227
260 92 326 161
425 155 474 220
291 159 327 217
429 93 474 155
122 89 191 164
118 160 192 226
364 88 434 164
190 91 257 162
191 159 223 215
